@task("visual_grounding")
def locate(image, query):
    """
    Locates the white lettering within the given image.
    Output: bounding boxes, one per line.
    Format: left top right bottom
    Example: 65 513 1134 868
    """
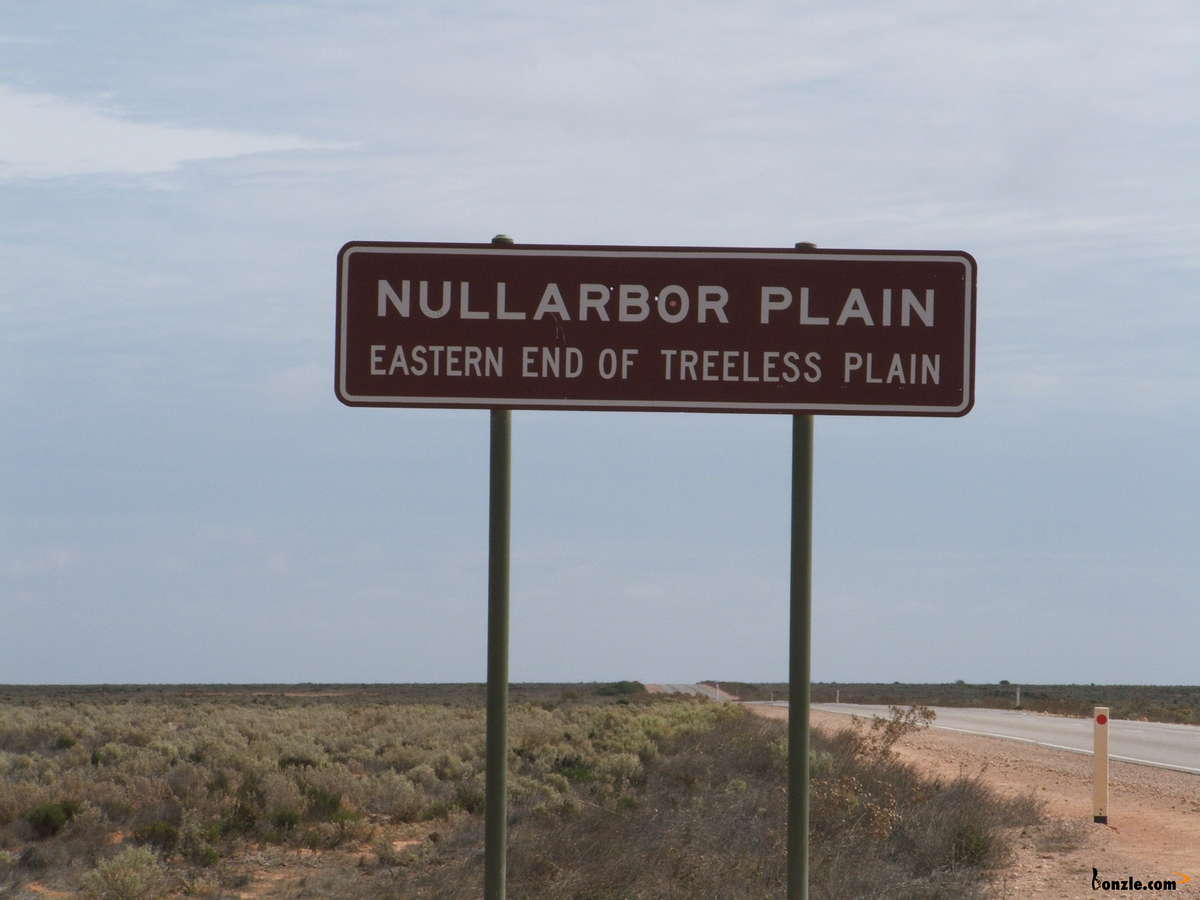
419 282 451 318
377 280 409 316
371 345 504 376
598 348 618 379
658 285 690 324
660 348 677 379
762 351 780 383
486 347 503 376
843 352 864 382
921 354 940 383
804 352 822 383
410 346 427 376
521 346 583 377
739 351 759 382
459 282 487 320
836 289 874 326
722 351 737 381
619 284 650 322
680 350 699 381
760 286 791 323
579 284 611 321
533 283 569 320
464 346 482 377
697 285 729 323
620 348 638 379
782 352 801 383
799 287 829 325
496 282 525 320
388 346 408 375
902 289 935 326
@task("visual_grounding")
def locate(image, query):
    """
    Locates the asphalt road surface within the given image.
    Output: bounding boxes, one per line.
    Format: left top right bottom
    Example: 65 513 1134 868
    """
788 703 1200 775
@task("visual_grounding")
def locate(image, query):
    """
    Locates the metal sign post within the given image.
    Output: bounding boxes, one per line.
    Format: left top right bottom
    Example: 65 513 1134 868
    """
485 407 511 898
788 413 814 900
485 236 514 899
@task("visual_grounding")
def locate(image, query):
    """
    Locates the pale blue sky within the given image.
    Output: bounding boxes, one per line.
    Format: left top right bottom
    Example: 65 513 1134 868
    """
3 1 1197 684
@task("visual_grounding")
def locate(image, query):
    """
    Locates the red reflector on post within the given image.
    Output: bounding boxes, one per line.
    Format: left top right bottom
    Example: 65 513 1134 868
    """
1096 714 1108 725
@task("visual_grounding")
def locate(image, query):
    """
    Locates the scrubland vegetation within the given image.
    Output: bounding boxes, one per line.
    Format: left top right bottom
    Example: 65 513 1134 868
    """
1 684 1049 898
715 680 1200 724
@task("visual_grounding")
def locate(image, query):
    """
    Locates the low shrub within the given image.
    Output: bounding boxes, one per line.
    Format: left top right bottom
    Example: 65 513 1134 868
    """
303 785 343 821
79 846 170 900
133 821 179 854
278 754 318 770
184 842 219 867
453 776 485 814
269 807 300 831
0 686 1058 898
26 800 80 838
219 803 256 836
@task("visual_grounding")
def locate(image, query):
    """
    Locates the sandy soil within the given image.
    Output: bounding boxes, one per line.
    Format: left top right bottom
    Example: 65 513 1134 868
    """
750 705 1200 897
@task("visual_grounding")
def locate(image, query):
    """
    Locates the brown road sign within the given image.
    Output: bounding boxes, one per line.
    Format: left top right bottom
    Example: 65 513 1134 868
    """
335 242 976 415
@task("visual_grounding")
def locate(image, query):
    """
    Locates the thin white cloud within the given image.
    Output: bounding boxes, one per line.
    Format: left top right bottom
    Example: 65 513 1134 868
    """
0 84 338 179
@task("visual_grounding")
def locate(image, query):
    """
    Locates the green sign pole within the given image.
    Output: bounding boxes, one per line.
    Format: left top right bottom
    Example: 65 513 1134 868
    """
788 412 814 900
484 235 514 899
485 406 511 898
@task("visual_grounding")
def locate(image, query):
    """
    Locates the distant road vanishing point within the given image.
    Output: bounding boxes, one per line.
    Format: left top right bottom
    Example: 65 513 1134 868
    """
644 683 731 702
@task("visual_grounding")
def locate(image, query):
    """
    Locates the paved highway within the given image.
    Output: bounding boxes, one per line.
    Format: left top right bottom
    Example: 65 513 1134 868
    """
782 703 1200 775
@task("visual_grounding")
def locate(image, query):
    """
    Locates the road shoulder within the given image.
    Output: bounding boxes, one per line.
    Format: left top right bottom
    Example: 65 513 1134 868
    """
749 705 1200 898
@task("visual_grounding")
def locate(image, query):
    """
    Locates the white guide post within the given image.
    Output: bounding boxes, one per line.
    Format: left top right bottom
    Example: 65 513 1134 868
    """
1093 706 1109 824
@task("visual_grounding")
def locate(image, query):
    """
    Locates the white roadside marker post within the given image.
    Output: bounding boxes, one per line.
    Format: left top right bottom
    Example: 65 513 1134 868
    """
1093 707 1109 824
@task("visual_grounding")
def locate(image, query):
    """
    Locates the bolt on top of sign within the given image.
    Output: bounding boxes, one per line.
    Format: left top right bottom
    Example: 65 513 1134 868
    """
335 242 976 416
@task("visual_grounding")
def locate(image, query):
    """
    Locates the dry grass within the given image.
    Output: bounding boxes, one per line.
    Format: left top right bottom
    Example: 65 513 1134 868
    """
0 687 1047 899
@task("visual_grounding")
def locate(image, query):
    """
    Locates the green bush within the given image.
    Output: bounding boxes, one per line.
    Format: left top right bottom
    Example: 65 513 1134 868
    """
303 785 343 821
269 807 300 832
219 803 256 836
26 800 80 838
132 821 179 854
554 757 594 783
453 777 485 814
79 846 169 900
181 837 219 868
420 800 452 821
